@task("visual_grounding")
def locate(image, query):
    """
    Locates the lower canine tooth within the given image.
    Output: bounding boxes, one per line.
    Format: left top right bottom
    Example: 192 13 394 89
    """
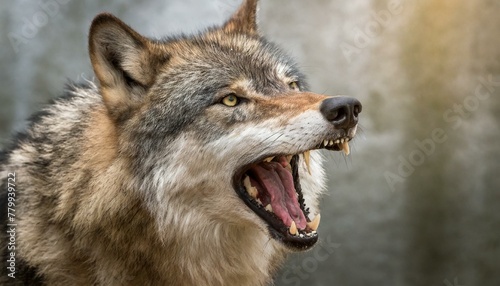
243 176 251 189
243 175 258 198
307 214 321 231
303 151 311 175
289 221 298 235
249 187 258 198
342 142 350 156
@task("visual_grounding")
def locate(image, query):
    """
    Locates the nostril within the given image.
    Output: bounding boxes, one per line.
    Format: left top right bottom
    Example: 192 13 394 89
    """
320 96 361 129
332 107 347 123
353 104 361 118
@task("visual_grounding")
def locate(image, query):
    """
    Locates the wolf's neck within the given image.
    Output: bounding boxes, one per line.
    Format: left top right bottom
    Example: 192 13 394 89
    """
154 222 286 285
66 186 286 285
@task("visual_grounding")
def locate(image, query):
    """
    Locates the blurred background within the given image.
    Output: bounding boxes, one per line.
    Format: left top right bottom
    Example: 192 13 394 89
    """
1 0 499 285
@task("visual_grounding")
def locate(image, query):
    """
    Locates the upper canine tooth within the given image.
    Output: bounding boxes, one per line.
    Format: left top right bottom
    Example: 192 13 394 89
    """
307 214 321 231
303 151 311 175
323 139 329 147
342 142 350 156
289 221 298 236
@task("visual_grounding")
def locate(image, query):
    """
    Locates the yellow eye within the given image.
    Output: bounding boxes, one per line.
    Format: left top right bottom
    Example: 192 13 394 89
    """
221 94 239 107
289 81 300 91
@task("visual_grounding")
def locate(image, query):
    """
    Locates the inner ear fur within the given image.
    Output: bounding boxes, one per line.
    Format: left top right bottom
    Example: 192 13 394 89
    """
223 0 259 35
89 13 167 120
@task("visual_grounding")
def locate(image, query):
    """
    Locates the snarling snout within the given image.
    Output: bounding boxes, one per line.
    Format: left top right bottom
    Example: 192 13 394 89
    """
229 93 362 250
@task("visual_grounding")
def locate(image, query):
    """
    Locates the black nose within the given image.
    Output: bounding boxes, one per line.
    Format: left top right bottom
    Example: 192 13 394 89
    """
320 96 362 129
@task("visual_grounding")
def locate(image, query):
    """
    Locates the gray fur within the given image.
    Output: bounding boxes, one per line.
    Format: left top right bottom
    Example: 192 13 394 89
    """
1 1 359 285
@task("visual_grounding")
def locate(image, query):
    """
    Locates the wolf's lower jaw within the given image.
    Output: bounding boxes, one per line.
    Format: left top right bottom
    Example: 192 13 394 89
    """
233 136 352 250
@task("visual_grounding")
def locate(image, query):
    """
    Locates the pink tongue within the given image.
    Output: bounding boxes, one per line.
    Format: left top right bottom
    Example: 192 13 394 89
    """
249 160 307 229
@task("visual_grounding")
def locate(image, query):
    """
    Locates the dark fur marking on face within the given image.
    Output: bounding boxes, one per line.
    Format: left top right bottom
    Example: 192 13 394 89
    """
230 107 248 123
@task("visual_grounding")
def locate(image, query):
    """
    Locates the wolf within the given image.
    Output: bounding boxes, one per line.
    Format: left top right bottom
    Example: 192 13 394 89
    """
0 0 361 285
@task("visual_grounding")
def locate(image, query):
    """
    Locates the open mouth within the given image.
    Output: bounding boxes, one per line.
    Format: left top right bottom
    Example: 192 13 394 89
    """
233 136 351 250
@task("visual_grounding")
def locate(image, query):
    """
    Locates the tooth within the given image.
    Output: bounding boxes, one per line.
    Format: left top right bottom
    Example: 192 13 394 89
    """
265 204 273 212
243 176 251 190
256 198 263 205
334 139 339 144
289 221 298 236
249 187 258 198
264 156 274 162
303 151 311 175
342 142 350 156
323 139 329 147
329 140 335 146
299 234 304 238
307 214 321 231
243 176 258 198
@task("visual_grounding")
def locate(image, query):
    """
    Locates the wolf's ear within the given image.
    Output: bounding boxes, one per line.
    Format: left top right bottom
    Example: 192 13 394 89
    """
223 0 258 35
89 13 167 120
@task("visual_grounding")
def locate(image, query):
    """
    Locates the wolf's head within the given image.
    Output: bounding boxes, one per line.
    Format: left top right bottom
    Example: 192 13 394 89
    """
89 0 360 261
